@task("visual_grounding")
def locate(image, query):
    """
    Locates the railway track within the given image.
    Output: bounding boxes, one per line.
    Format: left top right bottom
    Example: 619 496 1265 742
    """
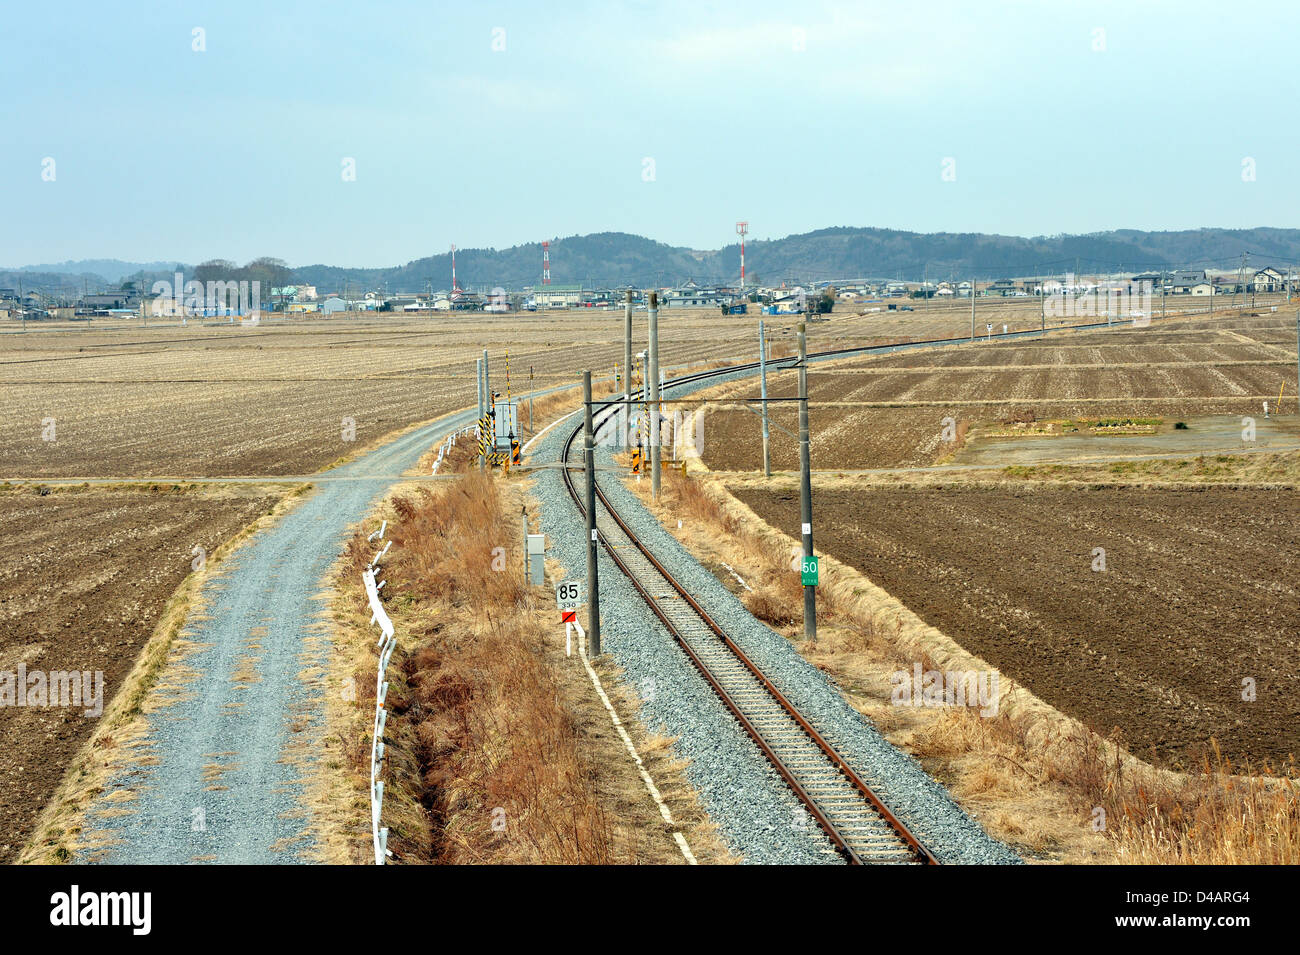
554 313 1174 862
559 359 938 865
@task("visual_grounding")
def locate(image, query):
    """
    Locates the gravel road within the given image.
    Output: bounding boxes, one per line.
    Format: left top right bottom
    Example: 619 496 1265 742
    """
77 396 549 864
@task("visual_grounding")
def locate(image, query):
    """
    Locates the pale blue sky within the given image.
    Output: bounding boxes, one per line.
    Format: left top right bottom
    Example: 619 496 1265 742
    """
3 0 1297 268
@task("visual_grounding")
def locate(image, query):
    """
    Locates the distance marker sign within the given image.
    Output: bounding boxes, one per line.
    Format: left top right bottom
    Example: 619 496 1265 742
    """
801 555 819 586
556 580 581 609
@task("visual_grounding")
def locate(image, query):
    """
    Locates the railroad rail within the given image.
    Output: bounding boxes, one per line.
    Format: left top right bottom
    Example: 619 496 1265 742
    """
560 358 938 865
555 312 1182 863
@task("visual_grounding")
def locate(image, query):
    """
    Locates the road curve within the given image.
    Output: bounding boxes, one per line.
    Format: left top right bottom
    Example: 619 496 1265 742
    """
78 405 486 863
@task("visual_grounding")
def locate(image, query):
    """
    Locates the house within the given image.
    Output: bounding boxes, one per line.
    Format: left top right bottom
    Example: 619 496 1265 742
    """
1169 271 1207 294
321 297 349 314
763 292 808 314
80 291 137 310
1252 268 1285 293
663 283 729 308
450 290 484 310
985 279 1019 297
1190 281 1214 296
270 284 318 303
79 289 140 315
533 284 583 308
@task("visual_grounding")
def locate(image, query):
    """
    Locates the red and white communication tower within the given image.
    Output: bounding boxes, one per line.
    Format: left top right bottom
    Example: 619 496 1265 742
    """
542 240 551 285
450 244 461 292
736 221 748 290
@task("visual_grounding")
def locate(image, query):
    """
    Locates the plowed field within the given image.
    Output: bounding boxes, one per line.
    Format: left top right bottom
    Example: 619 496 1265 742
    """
734 484 1300 771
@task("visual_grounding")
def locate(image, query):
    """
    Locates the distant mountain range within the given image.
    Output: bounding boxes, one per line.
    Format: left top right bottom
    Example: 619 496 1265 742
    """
9 227 1300 294
4 259 186 284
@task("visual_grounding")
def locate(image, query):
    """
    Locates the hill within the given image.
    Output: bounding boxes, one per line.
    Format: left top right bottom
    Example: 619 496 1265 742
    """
10 227 1300 294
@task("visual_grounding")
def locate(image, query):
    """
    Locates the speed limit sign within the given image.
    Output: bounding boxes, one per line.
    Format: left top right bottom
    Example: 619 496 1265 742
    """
556 580 581 609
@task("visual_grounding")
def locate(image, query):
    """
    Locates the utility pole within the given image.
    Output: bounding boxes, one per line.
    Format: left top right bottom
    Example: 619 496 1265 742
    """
1162 269 1167 320
623 289 633 450
970 278 976 340
582 370 601 657
476 357 486 473
797 319 816 643
648 290 661 500
1039 279 1045 335
1234 251 1247 311
759 318 771 477
1295 310 1299 414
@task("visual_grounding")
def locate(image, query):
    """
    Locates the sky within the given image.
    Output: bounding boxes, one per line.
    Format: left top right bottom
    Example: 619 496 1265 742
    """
4 0 1299 269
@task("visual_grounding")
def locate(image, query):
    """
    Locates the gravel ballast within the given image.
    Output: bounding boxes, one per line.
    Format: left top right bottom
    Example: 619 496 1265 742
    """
529 363 1023 865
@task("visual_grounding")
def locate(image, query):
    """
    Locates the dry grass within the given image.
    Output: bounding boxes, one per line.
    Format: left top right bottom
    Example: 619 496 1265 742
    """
1045 735 1299 865
343 473 612 862
323 468 730 864
627 461 1300 864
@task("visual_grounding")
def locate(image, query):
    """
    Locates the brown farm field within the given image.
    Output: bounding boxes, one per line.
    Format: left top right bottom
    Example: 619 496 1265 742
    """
690 306 1300 782
0 305 995 860
2 301 1245 479
731 483 1300 773
0 484 282 860
3 300 1291 864
700 311 1300 472
0 308 978 479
